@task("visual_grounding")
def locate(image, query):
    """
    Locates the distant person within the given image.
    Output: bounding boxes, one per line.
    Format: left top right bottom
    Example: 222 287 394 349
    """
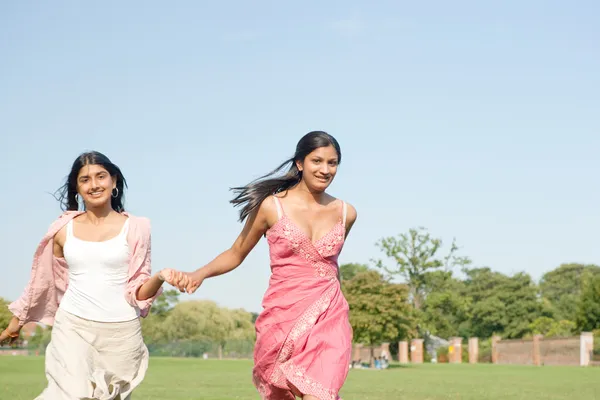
0 151 187 400
381 354 389 369
183 132 357 400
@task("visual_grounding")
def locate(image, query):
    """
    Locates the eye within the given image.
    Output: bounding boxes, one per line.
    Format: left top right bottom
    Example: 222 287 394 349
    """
312 159 321 164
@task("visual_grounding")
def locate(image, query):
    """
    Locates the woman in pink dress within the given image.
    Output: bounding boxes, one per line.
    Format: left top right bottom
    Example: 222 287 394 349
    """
186 131 357 400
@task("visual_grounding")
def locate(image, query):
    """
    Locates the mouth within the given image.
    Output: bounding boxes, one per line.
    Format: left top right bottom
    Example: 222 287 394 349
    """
88 190 104 198
316 176 330 183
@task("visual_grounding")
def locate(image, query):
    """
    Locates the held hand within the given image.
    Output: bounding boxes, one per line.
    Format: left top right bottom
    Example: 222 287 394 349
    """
185 271 205 294
0 317 21 346
159 269 190 293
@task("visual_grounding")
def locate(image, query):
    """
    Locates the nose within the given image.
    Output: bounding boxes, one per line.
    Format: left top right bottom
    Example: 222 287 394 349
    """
90 177 101 189
320 164 330 175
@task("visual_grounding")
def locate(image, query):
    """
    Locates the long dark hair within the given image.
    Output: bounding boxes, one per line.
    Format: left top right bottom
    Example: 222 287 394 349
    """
54 151 128 212
230 131 341 222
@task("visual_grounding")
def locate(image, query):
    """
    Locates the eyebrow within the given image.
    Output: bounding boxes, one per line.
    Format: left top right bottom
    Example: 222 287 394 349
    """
312 156 339 161
78 171 107 180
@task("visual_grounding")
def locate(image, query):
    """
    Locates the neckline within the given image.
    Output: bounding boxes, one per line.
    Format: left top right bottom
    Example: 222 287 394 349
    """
271 197 346 246
274 214 345 246
69 218 129 243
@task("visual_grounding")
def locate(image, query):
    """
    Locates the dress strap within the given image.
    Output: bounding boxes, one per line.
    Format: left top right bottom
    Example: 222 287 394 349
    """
342 201 347 226
273 196 284 220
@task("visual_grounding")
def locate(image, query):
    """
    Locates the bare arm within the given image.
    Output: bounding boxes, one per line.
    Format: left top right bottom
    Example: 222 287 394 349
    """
136 273 165 300
186 197 276 292
0 317 20 345
136 269 189 299
344 203 358 238
1 227 68 343
339 203 358 282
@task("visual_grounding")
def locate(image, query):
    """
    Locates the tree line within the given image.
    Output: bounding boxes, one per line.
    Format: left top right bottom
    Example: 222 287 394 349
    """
0 291 256 358
140 291 256 358
343 227 600 348
2 226 599 356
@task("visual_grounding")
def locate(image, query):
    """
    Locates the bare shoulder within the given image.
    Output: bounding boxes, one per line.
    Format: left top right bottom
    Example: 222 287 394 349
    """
115 212 130 223
258 194 281 227
340 200 357 234
343 201 357 223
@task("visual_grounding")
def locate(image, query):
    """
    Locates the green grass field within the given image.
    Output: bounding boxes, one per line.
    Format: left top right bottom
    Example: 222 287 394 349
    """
1 356 598 399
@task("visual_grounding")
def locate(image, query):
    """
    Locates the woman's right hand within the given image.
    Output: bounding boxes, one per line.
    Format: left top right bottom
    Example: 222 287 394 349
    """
185 270 206 294
0 316 22 346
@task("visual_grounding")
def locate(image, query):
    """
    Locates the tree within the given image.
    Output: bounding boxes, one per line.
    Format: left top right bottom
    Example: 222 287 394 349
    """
529 317 575 338
227 308 256 341
0 297 13 330
344 270 414 366
163 300 235 358
576 273 600 332
529 317 556 336
374 227 470 310
540 263 600 321
463 268 542 339
339 263 369 281
27 325 53 351
150 289 181 318
142 289 181 344
141 313 166 344
420 272 470 339
224 308 256 357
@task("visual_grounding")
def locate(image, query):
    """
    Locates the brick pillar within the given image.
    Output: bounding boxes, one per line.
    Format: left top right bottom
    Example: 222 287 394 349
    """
491 335 501 364
580 332 594 366
410 339 423 364
449 337 463 364
399 341 409 364
468 337 479 364
532 334 543 366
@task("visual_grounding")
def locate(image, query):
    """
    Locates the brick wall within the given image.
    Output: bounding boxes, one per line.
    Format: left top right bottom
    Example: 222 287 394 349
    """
351 343 390 363
0 349 29 356
496 339 535 365
494 334 593 366
539 337 580 366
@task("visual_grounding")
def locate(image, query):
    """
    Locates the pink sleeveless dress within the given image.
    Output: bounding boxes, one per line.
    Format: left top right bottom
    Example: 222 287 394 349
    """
252 197 352 400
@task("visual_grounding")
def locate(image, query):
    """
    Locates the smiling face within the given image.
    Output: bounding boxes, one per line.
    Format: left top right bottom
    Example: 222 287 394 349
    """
76 164 117 210
296 145 340 192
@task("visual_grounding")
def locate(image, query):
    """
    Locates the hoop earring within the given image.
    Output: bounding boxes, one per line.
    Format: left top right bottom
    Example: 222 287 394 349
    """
75 194 81 203
112 188 119 198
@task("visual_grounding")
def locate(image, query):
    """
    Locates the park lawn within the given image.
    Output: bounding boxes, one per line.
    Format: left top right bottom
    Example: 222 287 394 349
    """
0 356 598 399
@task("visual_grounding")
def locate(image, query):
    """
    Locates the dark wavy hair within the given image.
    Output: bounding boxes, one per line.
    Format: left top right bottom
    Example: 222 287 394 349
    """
54 151 128 212
230 131 341 222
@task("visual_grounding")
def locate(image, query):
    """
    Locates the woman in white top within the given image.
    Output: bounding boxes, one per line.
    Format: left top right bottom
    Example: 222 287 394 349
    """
1 151 188 400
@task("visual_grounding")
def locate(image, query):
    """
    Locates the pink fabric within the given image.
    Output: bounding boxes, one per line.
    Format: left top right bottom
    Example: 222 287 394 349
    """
8 211 162 326
252 199 352 400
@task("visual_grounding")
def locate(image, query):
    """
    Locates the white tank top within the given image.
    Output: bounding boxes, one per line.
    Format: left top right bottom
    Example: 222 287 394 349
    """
60 218 140 322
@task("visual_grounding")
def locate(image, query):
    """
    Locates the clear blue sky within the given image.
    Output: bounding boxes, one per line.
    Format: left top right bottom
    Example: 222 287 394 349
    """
1 2 598 313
